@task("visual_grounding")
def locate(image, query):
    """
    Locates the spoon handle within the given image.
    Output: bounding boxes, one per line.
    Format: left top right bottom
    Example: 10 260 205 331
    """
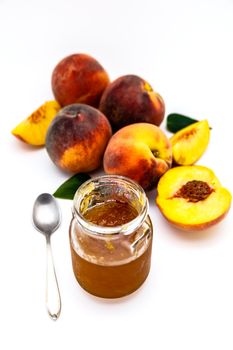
45 235 61 320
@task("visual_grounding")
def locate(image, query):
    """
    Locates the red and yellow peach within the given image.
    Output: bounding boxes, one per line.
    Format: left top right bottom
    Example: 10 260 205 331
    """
46 104 112 173
52 53 110 107
99 75 165 131
103 123 172 190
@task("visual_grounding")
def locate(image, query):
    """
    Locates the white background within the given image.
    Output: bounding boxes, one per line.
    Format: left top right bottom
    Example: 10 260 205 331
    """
0 0 233 349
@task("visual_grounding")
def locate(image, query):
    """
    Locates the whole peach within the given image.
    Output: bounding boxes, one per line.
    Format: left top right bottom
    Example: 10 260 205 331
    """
99 75 165 131
46 104 112 173
52 54 110 107
103 123 172 190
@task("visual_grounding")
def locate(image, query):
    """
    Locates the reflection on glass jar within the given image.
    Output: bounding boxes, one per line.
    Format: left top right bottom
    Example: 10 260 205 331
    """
69 175 153 298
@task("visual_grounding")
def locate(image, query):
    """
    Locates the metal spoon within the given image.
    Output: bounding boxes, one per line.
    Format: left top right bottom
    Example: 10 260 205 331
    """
32 193 62 321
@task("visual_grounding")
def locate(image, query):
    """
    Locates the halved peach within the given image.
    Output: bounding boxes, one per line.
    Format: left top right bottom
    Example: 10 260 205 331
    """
11 101 61 146
170 120 210 165
156 165 231 231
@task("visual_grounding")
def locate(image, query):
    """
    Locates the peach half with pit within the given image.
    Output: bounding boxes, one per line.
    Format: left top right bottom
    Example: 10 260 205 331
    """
156 165 231 231
103 123 172 190
170 120 210 165
46 104 112 173
11 100 61 146
99 75 165 131
52 53 110 107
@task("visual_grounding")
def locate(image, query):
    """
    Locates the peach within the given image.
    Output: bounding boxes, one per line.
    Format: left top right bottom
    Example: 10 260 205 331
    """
170 120 210 165
103 123 172 190
11 100 61 146
99 75 165 131
156 165 232 231
51 53 110 107
46 104 112 173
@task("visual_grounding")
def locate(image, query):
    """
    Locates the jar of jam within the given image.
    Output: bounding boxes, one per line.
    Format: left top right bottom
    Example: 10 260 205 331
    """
69 175 153 298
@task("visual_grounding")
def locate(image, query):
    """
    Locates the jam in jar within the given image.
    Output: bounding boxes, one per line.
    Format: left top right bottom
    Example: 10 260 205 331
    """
69 175 153 298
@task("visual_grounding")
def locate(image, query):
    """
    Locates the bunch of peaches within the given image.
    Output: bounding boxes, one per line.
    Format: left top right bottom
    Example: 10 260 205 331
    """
12 53 231 231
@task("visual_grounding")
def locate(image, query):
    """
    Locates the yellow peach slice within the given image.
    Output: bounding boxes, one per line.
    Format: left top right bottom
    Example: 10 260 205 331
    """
11 100 61 146
156 165 231 231
170 120 210 165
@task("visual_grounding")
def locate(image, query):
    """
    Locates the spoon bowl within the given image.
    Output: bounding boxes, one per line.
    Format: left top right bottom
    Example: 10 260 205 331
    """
33 193 61 235
33 193 62 321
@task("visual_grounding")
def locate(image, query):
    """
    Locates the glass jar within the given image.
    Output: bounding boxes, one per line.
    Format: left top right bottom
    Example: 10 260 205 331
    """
69 175 153 298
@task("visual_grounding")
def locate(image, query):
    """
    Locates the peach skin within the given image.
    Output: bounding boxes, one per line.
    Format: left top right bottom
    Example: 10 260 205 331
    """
103 123 172 190
52 53 110 107
46 104 112 173
99 75 165 131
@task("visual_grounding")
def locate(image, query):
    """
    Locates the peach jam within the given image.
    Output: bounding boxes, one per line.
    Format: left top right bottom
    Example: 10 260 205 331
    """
69 175 153 298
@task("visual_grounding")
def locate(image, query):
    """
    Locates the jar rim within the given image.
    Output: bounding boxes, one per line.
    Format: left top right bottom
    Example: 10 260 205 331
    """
72 175 148 237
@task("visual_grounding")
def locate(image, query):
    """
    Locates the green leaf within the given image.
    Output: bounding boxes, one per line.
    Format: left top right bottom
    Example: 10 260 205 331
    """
166 113 199 133
53 173 91 200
